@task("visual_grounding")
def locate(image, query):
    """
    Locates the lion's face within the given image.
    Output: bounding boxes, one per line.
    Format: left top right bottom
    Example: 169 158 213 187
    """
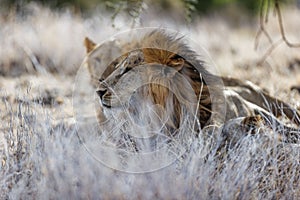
96 50 145 108
98 50 199 130
84 31 214 131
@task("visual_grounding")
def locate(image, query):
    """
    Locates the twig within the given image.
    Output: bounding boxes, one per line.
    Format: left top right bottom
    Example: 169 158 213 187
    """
257 38 283 65
274 0 300 48
255 0 273 50
256 0 300 63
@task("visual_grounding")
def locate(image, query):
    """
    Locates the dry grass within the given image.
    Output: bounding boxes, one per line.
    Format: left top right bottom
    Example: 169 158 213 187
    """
1 2 300 199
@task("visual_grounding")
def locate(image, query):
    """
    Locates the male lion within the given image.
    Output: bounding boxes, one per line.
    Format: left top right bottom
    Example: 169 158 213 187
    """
83 30 300 145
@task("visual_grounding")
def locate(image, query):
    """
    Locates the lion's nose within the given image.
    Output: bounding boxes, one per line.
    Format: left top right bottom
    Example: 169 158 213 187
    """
96 89 107 99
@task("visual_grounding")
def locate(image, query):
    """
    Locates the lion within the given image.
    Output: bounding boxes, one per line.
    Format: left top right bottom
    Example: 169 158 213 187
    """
83 30 300 145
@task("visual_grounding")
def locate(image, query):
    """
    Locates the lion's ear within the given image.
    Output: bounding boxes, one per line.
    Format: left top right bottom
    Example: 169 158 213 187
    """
84 37 97 53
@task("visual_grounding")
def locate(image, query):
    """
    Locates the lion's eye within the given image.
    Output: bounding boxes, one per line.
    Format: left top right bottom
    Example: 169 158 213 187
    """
170 54 182 60
120 66 132 75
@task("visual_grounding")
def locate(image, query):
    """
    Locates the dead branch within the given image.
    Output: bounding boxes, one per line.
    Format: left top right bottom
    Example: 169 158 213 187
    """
256 0 300 64
274 0 300 48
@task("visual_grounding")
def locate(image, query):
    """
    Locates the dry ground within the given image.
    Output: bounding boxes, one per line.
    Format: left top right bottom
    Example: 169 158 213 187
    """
1 3 300 199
